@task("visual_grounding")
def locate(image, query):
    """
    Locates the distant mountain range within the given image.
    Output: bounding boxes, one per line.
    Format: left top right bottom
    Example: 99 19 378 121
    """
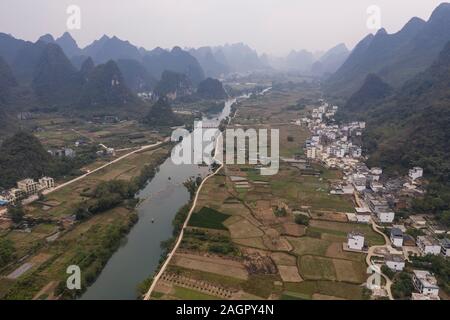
1 31 261 121
325 2 450 97
335 37 450 217
263 43 350 77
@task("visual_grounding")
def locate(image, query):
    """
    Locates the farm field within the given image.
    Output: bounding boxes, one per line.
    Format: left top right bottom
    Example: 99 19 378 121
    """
0 144 171 300
151 85 377 300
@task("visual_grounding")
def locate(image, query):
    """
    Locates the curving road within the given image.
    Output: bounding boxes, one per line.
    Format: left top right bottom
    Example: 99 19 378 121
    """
143 135 224 300
366 220 394 300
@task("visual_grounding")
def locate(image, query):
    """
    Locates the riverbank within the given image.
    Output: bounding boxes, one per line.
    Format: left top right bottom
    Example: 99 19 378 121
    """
0 144 172 300
79 98 238 299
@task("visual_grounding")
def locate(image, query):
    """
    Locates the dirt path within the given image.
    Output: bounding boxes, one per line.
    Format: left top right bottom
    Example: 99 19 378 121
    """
143 136 224 300
366 220 394 300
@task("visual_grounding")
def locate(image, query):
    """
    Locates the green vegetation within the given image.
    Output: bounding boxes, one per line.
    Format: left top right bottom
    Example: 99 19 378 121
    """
0 131 100 189
381 265 395 280
144 97 182 127
411 254 450 294
79 60 135 108
340 42 450 220
0 238 15 269
294 214 310 226
181 229 238 256
241 274 281 299
5 212 138 300
274 206 287 217
188 207 230 230
196 78 227 100
391 272 414 300
153 70 192 98
0 131 53 188
8 204 25 224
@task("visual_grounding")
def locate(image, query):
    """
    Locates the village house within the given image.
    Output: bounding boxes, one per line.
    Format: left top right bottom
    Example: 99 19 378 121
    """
48 147 76 158
39 177 55 189
412 270 440 297
409 215 427 229
411 293 440 300
416 236 441 256
347 232 365 251
440 238 450 257
17 178 41 196
408 167 423 181
390 228 404 248
385 254 405 271
356 210 371 224
377 208 395 224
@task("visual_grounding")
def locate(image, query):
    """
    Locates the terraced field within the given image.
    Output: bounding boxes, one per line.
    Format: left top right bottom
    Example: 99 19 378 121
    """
151 86 378 300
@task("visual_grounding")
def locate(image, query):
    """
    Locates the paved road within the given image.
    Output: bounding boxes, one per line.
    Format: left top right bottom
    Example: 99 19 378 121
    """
0 140 167 217
43 140 167 195
143 135 224 300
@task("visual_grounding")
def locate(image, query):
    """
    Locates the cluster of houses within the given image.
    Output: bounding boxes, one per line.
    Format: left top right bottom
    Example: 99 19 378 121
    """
0 177 55 206
47 147 76 158
304 101 448 300
344 221 448 299
302 101 429 226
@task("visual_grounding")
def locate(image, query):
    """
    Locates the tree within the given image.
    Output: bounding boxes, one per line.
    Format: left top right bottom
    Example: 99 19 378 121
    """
391 272 414 299
294 214 310 226
8 205 25 224
0 238 15 268
381 265 395 280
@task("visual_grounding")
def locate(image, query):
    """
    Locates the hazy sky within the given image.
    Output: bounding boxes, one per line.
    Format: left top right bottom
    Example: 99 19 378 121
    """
0 0 445 55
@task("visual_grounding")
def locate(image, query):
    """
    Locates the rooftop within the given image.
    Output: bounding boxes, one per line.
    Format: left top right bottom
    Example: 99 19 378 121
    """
413 270 439 289
385 254 405 263
391 228 403 238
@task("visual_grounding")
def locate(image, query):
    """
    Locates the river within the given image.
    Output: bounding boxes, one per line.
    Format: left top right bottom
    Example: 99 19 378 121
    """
80 98 237 300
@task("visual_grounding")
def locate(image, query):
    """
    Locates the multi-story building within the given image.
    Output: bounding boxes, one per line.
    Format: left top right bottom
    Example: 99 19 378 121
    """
17 178 41 196
347 232 365 251
377 208 395 223
39 177 55 189
440 238 450 257
412 270 439 297
385 254 405 271
390 228 404 247
409 167 423 181
417 236 441 256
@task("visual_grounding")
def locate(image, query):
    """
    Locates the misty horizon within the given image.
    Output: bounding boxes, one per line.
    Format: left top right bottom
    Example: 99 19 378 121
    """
0 0 445 56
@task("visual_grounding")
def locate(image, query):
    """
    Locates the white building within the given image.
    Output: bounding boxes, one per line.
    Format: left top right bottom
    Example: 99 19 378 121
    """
371 167 383 176
356 212 371 224
385 254 405 271
306 147 316 159
39 177 55 189
409 167 423 181
347 232 365 251
412 270 439 297
377 209 395 224
440 239 450 257
370 180 384 192
342 184 354 194
417 236 441 256
390 228 404 247
17 178 41 196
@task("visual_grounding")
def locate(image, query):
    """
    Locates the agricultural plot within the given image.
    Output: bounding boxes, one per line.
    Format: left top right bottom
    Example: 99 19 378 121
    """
188 207 230 230
153 86 373 300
